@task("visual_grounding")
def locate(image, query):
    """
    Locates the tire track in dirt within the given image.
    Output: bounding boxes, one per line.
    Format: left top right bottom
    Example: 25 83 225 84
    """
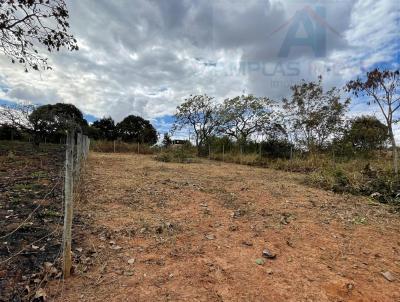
50 153 400 302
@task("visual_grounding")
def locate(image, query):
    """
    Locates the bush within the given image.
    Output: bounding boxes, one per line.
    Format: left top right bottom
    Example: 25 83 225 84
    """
154 145 197 163
261 139 294 159
90 140 154 154
305 162 400 205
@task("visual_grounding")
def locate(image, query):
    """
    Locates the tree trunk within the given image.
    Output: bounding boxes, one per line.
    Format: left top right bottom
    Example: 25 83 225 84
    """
389 126 398 174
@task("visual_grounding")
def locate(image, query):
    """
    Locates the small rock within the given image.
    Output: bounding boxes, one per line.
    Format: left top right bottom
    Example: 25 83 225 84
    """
111 245 122 250
205 234 215 240
242 241 253 247
262 248 276 259
76 248 83 253
266 268 273 275
123 271 134 276
31 245 39 250
128 258 135 265
381 271 395 282
109 240 116 245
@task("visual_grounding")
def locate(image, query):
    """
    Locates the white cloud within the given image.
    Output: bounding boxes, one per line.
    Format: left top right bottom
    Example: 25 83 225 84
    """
0 0 397 130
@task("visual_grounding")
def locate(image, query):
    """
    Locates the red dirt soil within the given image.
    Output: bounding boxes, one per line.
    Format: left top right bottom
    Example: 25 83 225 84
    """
49 153 400 302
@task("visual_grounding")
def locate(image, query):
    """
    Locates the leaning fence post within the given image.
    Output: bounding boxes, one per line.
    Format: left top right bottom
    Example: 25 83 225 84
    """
63 130 75 278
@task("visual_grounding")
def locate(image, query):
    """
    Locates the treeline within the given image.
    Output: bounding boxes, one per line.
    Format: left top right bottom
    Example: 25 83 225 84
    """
0 103 158 145
172 69 399 173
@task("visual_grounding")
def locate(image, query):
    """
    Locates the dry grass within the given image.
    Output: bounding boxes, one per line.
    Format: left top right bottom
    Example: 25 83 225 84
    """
48 153 400 302
90 140 154 154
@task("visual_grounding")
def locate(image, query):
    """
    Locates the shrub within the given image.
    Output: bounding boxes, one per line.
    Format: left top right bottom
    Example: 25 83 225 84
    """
154 145 197 163
90 140 154 154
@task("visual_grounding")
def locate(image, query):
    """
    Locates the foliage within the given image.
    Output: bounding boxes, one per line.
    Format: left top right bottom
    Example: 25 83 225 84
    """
28 103 87 143
162 133 172 148
91 117 116 141
173 94 220 155
342 116 388 152
0 124 23 140
0 0 78 71
346 68 400 173
90 140 154 154
116 115 158 144
218 95 278 143
261 139 294 159
283 76 350 151
154 143 196 163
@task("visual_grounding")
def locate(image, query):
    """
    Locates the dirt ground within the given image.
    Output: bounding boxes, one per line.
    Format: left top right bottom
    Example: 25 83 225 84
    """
0 142 65 301
49 152 400 302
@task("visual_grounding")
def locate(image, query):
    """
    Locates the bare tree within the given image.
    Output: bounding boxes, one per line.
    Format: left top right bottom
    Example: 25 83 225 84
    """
346 69 400 173
0 0 78 71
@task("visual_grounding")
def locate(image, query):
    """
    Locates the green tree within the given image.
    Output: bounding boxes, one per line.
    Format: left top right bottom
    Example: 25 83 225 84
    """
0 0 78 71
343 116 388 152
172 95 220 156
346 69 400 173
116 115 157 144
28 103 87 143
283 76 350 151
92 117 116 141
218 95 277 144
162 133 172 148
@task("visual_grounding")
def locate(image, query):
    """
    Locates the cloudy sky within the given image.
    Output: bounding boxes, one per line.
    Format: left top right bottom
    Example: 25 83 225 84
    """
0 0 399 137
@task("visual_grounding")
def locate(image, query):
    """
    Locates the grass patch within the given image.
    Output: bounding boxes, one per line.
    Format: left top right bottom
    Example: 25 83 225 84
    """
91 140 154 154
154 146 197 163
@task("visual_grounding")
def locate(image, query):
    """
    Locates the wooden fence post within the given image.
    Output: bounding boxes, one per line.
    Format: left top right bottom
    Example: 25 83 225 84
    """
63 130 75 278
113 140 116 153
76 133 82 176
222 144 225 162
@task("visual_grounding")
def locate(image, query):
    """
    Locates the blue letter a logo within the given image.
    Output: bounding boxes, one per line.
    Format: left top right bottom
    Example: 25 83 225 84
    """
278 6 326 58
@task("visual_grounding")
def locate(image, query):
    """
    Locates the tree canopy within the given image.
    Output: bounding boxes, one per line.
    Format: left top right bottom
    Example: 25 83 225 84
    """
218 95 277 144
28 103 87 143
91 117 116 141
0 0 78 71
116 115 157 144
173 94 220 154
343 116 388 152
283 76 350 151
